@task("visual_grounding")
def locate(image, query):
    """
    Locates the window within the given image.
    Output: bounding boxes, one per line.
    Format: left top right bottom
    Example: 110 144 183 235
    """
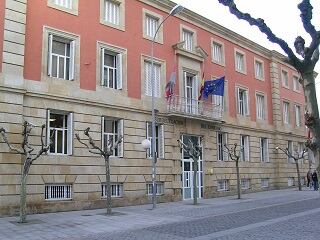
145 15 158 38
47 110 73 155
217 132 228 161
256 94 265 120
184 72 198 114
144 61 161 97
212 41 224 65
146 182 164 195
288 177 295 187
241 179 250 189
100 48 123 89
235 51 246 73
240 135 250 161
45 184 72 200
260 138 269 162
101 183 123 197
100 0 125 30
254 59 264 80
48 0 78 15
261 178 269 188
288 140 294 163
102 117 123 157
142 10 163 43
48 34 75 80
53 0 72 8
182 29 194 51
283 101 290 124
295 105 301 127
217 180 229 191
293 75 300 92
146 122 164 159
237 88 249 116
281 70 289 88
181 135 202 160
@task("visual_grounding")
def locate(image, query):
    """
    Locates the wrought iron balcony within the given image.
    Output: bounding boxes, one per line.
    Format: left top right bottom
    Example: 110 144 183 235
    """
166 96 223 122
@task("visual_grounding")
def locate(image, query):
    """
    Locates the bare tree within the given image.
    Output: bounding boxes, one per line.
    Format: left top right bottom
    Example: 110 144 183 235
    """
218 0 320 167
178 138 202 205
76 127 122 215
0 121 53 223
224 143 243 199
276 146 308 191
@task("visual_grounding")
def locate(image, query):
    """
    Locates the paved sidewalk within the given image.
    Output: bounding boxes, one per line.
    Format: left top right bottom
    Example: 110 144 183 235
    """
0 188 319 240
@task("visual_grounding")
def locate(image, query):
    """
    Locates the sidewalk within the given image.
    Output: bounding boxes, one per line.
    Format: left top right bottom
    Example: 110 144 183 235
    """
0 188 319 240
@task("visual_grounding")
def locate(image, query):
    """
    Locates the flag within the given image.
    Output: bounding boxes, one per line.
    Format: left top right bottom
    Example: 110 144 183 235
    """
198 72 205 100
202 76 225 99
165 71 176 98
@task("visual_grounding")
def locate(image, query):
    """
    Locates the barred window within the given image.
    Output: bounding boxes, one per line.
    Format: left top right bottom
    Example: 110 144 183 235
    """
45 184 72 200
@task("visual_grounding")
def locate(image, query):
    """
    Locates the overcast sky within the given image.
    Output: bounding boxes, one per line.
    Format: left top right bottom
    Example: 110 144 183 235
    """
171 0 320 106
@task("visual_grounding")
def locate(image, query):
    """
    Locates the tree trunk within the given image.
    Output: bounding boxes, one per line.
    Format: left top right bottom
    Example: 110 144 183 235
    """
236 160 241 199
193 157 198 205
295 160 302 191
105 157 112 215
20 175 27 223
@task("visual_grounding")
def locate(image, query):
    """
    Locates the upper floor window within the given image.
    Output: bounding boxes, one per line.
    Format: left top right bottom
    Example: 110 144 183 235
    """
256 94 265 120
48 0 78 15
146 122 164 159
48 34 75 81
240 135 250 161
54 0 72 8
260 138 269 162
217 132 228 161
47 110 73 155
146 15 158 38
100 48 123 89
235 50 246 74
100 0 125 30
281 69 289 88
254 59 264 80
212 40 225 65
295 104 301 127
144 61 161 97
182 29 194 52
283 101 290 124
143 10 163 43
102 117 123 157
237 88 249 116
293 75 300 92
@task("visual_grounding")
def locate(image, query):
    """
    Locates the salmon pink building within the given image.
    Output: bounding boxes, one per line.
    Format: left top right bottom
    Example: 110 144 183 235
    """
0 0 310 216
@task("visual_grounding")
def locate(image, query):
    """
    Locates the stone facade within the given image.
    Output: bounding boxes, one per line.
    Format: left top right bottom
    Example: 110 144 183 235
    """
0 0 309 216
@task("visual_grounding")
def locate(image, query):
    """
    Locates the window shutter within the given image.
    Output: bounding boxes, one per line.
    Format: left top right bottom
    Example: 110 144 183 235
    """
67 112 73 155
69 40 75 80
223 134 228 161
116 53 123 90
101 116 105 150
266 139 269 162
246 137 249 161
146 122 150 158
154 64 160 97
46 109 51 146
183 72 187 98
237 88 241 114
117 119 123 157
48 34 53 76
101 48 105 86
159 124 164 158
244 91 248 115
192 75 198 100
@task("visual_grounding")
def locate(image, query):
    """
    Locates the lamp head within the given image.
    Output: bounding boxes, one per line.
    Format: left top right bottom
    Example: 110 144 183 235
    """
141 139 151 150
170 4 184 16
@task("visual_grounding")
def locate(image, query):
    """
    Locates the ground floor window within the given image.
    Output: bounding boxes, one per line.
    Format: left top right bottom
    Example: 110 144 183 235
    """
146 182 164 195
261 178 269 188
241 179 250 189
45 184 72 200
288 177 295 187
101 183 123 197
217 179 229 191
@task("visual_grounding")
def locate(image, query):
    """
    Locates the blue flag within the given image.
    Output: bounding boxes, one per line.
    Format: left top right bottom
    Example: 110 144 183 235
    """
202 76 225 99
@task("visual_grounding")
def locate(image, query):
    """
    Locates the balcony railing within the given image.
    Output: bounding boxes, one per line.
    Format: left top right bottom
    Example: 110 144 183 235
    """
166 95 223 121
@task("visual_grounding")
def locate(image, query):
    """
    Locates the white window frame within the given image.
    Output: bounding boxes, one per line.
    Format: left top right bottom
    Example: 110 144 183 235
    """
240 135 250 161
211 39 225 66
47 110 73 155
101 116 123 157
254 58 264 80
146 182 164 195
100 0 125 31
281 69 289 88
217 180 229 191
234 49 246 74
237 87 249 116
256 93 265 120
217 132 228 161
146 122 164 159
260 138 269 163
261 178 269 188
294 104 301 127
241 179 250 190
293 75 300 92
283 101 290 124
101 183 123 197
45 184 72 200
144 61 161 97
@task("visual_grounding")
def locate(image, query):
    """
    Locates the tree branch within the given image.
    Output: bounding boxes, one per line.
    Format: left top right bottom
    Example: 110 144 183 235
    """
0 127 24 154
298 0 317 38
75 133 102 155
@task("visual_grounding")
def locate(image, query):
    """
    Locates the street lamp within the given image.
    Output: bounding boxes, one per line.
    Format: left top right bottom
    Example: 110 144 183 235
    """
150 4 183 209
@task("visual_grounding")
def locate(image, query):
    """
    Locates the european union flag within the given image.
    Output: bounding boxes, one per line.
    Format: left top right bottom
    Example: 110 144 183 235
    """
202 76 225 99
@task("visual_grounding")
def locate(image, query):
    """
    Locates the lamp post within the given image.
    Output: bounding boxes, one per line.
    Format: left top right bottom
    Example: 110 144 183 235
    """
150 4 183 209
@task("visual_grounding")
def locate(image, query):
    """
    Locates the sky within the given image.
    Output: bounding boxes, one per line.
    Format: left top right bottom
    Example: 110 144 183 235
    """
171 0 320 107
